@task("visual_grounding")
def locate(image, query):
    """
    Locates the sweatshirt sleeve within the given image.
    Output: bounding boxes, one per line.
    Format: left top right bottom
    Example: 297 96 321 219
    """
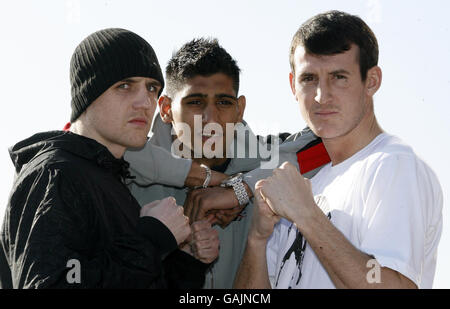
5 166 180 288
125 141 192 188
242 150 299 193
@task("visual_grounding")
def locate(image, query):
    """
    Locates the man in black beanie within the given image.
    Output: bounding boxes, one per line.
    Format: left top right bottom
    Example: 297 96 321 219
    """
0 28 219 288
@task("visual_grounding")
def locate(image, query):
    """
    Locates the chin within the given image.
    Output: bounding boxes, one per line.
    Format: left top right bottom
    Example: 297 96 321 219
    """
126 137 148 149
310 125 340 139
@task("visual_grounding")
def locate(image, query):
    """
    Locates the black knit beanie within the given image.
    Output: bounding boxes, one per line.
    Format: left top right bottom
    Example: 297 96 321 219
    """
70 28 164 122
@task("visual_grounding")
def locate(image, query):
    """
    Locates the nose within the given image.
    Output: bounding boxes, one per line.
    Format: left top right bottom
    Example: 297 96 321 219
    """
202 103 218 124
314 80 332 105
133 85 153 110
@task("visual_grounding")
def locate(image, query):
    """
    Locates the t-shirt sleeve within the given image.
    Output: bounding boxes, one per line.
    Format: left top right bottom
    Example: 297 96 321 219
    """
358 153 443 288
125 141 192 188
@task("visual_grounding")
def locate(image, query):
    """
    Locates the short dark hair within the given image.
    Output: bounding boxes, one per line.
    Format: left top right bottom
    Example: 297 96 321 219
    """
165 38 240 96
289 11 379 80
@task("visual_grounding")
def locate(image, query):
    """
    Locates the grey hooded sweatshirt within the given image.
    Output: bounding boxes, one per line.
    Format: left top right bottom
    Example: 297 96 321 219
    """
124 115 322 288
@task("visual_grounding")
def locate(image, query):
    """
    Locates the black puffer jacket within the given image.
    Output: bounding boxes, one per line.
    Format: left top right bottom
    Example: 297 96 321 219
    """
0 131 208 288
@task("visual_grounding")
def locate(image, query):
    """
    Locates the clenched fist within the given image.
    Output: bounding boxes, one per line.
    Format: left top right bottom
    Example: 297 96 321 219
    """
258 161 317 228
181 220 220 264
140 197 191 245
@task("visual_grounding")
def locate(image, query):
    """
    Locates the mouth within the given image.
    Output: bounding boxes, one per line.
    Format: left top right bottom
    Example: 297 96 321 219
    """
314 111 338 117
200 131 223 143
128 117 148 127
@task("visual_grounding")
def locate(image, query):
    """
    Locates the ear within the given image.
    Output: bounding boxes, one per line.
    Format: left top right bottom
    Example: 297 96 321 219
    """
289 72 296 96
236 95 246 122
159 95 173 123
365 66 382 97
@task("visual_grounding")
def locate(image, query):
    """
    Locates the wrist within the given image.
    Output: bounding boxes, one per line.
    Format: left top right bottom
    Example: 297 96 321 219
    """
220 173 250 206
294 200 324 235
179 241 193 256
184 162 203 187
247 230 271 245
243 181 254 199
199 164 211 188
185 162 212 188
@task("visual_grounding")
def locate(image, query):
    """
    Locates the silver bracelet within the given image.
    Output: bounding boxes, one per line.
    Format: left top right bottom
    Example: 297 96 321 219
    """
200 164 211 188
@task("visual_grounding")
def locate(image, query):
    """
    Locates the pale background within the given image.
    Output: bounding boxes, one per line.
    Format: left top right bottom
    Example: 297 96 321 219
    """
0 0 448 288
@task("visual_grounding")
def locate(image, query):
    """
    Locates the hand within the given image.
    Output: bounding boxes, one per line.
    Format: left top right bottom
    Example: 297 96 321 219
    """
180 220 220 264
258 161 316 226
183 186 240 226
140 197 191 245
248 182 280 242
213 205 246 228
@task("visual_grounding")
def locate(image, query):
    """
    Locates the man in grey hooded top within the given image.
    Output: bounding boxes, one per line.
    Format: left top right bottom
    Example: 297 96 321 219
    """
125 38 328 288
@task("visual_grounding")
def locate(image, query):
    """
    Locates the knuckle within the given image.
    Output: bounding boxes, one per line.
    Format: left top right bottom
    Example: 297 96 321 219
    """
255 179 265 188
281 161 289 168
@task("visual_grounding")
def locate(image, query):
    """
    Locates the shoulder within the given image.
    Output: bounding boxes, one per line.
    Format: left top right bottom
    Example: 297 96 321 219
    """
361 134 442 212
365 134 439 181
14 148 98 198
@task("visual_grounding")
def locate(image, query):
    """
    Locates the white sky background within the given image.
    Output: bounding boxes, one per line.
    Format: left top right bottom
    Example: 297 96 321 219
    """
0 0 448 288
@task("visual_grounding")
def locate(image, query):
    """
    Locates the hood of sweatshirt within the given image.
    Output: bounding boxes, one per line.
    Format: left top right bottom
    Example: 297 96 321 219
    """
9 131 131 179
148 115 281 174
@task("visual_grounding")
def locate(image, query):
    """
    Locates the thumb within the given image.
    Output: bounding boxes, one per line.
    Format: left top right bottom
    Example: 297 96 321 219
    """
256 188 277 215
206 213 218 225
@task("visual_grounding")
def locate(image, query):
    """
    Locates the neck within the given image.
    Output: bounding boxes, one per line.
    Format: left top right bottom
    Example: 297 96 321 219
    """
70 121 125 159
322 111 383 166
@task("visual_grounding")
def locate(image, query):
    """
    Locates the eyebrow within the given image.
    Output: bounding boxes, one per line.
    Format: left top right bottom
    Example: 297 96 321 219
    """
329 69 350 75
182 93 207 100
182 93 238 100
299 69 351 77
121 78 162 87
216 94 238 100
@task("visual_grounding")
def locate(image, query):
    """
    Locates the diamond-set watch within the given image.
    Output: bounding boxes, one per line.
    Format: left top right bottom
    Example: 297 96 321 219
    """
220 173 250 206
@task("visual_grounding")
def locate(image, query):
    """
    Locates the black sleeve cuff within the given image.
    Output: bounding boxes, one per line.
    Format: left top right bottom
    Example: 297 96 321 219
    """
137 216 178 258
164 249 212 288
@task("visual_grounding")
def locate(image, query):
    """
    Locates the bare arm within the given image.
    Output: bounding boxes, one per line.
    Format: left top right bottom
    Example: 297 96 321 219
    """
234 237 271 289
260 162 417 289
299 205 416 289
234 186 280 289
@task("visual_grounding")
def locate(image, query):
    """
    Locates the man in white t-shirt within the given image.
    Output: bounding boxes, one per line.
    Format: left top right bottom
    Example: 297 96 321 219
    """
234 11 443 289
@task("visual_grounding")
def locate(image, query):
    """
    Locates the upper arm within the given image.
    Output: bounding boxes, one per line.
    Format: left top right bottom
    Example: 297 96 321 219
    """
6 167 93 288
358 154 442 288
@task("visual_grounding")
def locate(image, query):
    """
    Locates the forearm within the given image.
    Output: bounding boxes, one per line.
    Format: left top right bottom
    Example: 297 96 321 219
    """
298 206 416 289
125 143 192 188
184 161 229 188
233 237 272 289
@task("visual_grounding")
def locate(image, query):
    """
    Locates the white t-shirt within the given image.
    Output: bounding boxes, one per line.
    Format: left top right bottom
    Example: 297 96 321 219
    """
267 133 443 289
